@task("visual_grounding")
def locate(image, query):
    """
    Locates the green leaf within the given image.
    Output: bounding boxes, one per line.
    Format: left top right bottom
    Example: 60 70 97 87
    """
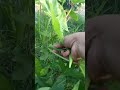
71 0 85 4
40 66 49 76
41 0 69 41
64 68 83 78
52 17 63 40
58 0 66 5
72 80 80 90
69 10 79 21
35 58 42 76
35 75 46 87
50 75 66 90
49 0 64 40
46 77 53 86
79 59 85 77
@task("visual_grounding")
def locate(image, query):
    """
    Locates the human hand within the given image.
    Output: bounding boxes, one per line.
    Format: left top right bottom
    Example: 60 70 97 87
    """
54 32 85 62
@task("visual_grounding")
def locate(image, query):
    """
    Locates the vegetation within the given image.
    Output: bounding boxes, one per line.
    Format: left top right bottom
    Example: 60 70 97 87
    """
35 0 85 90
0 0 34 89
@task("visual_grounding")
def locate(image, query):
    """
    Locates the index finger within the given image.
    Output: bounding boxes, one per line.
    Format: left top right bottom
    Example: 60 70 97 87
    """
54 43 65 48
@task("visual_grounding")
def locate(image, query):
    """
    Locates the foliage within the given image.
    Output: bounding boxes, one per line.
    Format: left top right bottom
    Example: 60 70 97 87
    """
35 0 85 90
86 0 120 18
0 0 34 89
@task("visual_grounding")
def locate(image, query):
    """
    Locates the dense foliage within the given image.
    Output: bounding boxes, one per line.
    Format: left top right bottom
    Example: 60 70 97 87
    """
35 0 85 90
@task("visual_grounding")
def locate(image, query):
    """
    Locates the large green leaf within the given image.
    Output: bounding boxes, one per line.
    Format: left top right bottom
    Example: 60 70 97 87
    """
49 0 63 40
41 0 68 41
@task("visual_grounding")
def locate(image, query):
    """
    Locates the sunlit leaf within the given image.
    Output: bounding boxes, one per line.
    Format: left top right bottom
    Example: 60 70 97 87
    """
69 10 79 21
40 66 49 76
71 0 85 4
35 58 42 76
69 54 73 68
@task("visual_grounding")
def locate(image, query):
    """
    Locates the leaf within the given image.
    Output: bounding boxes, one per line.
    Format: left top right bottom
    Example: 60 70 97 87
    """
35 57 49 77
50 75 66 90
72 80 80 90
79 59 85 77
64 68 83 78
35 57 42 76
71 0 85 4
58 0 66 5
69 10 79 21
52 17 63 40
35 75 46 87
79 79 85 90
40 66 49 76
38 87 51 90
41 0 69 41
49 0 64 40
46 77 53 86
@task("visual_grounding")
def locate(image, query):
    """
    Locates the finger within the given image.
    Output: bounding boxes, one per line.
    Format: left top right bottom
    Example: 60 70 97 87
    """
71 44 79 62
75 57 81 62
54 43 64 48
61 50 70 57
53 50 58 53
64 34 77 48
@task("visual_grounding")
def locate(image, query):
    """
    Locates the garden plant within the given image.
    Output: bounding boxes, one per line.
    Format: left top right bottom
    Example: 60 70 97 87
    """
35 0 85 90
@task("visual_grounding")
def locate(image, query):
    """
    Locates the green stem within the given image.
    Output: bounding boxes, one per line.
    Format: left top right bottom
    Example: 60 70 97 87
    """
48 48 69 62
48 48 77 64
69 53 73 68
